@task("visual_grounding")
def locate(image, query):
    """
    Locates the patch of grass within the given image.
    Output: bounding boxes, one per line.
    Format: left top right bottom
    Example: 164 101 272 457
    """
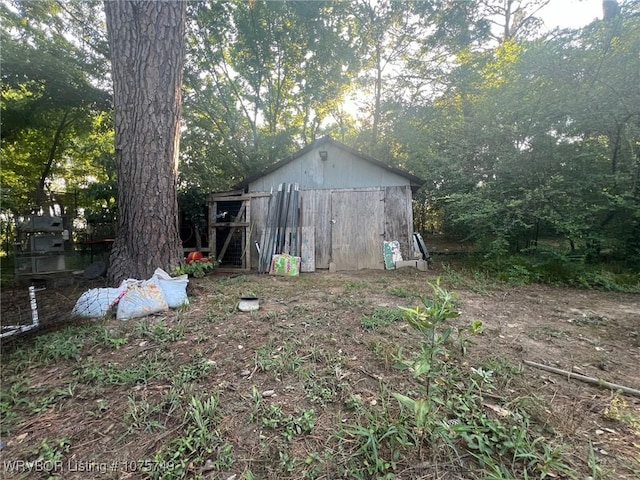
333 294 367 307
387 286 413 298
148 392 235 479
390 281 575 479
260 403 316 441
134 320 184 344
6 325 95 366
204 306 233 322
526 326 567 340
0 380 30 434
334 386 414 479
465 250 640 292
255 341 307 380
300 364 349 406
173 354 216 386
605 393 640 434
35 437 71 464
74 350 171 386
367 337 402 369
439 263 496 293
361 306 404 330
123 393 166 433
93 326 129 349
343 280 369 292
31 383 76 414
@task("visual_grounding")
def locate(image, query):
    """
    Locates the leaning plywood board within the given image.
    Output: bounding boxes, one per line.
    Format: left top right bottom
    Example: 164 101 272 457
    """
301 226 315 272
383 186 413 259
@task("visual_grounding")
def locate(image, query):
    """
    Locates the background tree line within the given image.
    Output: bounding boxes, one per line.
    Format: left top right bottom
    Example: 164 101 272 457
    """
2 0 639 269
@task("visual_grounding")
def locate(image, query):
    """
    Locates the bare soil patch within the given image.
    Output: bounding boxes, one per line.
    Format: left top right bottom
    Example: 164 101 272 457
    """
1 265 639 479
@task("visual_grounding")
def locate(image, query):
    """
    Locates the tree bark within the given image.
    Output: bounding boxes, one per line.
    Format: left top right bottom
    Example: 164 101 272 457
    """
104 0 186 285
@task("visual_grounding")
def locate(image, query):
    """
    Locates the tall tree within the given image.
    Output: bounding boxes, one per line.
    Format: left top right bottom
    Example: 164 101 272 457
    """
1 0 111 211
104 0 186 284
478 0 549 43
396 3 640 262
181 0 358 188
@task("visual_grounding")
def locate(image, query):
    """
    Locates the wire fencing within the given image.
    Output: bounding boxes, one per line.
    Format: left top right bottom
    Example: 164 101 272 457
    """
0 283 90 339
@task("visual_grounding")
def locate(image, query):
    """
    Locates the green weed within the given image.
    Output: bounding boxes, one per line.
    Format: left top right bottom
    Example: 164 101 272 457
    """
255 341 306 379
360 306 404 330
35 437 71 465
343 280 369 292
149 392 234 479
392 280 575 478
134 320 184 344
366 337 402 369
336 388 414 479
94 326 128 349
124 394 165 433
387 286 413 298
74 350 171 385
260 404 316 441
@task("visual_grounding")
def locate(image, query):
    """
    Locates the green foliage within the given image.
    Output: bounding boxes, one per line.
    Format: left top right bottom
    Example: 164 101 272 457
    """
400 10 640 267
255 341 306 380
150 393 235 479
171 260 215 278
1 0 112 214
337 387 414 480
261 404 316 442
94 327 129 349
124 394 165 433
73 350 172 386
390 282 575 479
5 325 94 365
467 250 640 292
36 437 71 464
386 286 414 298
360 306 404 330
134 320 185 344
394 281 466 411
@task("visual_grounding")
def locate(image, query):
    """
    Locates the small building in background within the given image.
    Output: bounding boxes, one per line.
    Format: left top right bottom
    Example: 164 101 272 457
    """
208 136 424 272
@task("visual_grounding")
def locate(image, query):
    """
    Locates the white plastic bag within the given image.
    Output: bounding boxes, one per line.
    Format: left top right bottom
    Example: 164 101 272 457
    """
116 280 169 320
72 283 127 318
152 268 189 308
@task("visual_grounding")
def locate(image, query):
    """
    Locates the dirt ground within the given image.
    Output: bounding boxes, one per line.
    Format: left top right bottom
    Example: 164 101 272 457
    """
1 264 639 479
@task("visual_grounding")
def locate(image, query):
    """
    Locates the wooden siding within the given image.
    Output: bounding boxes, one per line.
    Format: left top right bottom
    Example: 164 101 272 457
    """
248 144 410 193
383 185 415 260
331 190 385 270
249 186 415 271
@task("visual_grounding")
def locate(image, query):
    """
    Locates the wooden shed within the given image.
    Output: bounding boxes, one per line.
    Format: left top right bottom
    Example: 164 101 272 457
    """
208 136 424 272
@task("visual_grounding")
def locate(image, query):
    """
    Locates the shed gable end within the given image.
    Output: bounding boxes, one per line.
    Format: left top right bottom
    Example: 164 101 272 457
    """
248 144 412 192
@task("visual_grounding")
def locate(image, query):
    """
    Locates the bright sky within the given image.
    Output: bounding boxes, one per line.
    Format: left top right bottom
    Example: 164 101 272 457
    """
538 0 603 31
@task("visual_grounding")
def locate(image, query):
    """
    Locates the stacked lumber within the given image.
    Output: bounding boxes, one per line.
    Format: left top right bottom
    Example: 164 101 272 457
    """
257 183 301 273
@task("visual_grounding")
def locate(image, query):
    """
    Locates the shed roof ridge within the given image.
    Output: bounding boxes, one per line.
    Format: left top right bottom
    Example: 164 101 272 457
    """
233 136 424 191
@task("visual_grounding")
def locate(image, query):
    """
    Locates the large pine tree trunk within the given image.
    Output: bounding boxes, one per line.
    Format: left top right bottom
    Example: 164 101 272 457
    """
104 0 186 285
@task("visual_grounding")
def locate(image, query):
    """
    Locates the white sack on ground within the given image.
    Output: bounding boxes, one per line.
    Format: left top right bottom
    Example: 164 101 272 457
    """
116 279 169 320
152 268 189 308
71 283 128 318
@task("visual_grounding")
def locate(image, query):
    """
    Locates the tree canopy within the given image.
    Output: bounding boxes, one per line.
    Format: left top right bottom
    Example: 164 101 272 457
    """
2 0 639 268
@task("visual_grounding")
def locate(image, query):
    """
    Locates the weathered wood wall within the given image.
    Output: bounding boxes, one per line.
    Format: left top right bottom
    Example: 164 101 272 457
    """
383 185 414 259
249 185 415 271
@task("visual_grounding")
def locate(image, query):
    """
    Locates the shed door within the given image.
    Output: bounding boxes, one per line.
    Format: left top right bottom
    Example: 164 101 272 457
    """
331 190 384 270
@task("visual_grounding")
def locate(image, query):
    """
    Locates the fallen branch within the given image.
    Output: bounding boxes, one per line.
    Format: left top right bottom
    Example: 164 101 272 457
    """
523 360 640 397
